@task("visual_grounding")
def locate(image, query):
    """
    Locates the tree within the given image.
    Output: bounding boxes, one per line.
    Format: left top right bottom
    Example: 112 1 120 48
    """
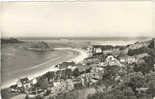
124 72 145 93
128 47 148 56
72 68 80 77
65 68 72 79
147 80 155 97
148 40 154 49
103 65 120 81
37 78 49 89
133 63 151 74
145 72 155 97
133 56 154 74
143 56 154 67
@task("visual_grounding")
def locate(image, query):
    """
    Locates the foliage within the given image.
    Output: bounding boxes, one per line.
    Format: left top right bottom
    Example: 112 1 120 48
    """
37 78 49 89
87 87 137 99
72 68 80 77
148 39 154 49
134 63 150 74
103 65 120 81
145 72 155 97
123 72 145 92
1 89 14 99
128 47 146 56
128 46 155 59
35 95 44 99
145 71 155 82
48 90 79 99
133 56 154 74
143 56 155 66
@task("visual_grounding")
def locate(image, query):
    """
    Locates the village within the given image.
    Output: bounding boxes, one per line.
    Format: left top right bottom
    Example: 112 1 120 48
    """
3 38 155 99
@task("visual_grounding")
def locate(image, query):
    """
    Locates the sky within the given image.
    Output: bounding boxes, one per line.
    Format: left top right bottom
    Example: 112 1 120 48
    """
0 1 155 38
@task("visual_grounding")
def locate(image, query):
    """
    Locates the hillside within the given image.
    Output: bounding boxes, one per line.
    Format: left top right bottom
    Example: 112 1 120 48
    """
1 38 24 44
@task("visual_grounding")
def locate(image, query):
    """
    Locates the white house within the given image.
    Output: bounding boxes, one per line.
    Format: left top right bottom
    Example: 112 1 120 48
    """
106 55 115 62
95 48 102 53
53 81 61 87
98 62 107 67
31 78 37 85
106 55 122 67
67 66 77 71
119 56 137 64
17 80 22 88
135 87 148 94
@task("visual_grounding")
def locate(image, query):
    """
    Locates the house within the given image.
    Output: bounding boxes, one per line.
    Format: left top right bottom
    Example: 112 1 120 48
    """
86 57 100 65
56 61 75 69
106 55 122 66
67 66 77 71
72 78 83 89
91 73 101 80
92 45 114 54
136 87 148 94
98 62 107 67
91 45 103 54
31 78 37 85
87 46 93 54
10 84 19 93
65 79 74 91
53 81 61 87
106 55 115 62
91 66 104 74
95 85 106 93
95 48 102 53
17 77 31 89
119 56 137 64
103 48 120 57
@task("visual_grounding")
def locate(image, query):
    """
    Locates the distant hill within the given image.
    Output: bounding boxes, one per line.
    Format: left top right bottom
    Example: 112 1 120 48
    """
1 38 24 44
26 41 53 51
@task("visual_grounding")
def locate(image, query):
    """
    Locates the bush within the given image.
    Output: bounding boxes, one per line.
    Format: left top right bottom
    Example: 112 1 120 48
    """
128 47 147 56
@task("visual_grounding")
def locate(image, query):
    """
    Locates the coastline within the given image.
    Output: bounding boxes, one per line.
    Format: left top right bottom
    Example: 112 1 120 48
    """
1 48 88 89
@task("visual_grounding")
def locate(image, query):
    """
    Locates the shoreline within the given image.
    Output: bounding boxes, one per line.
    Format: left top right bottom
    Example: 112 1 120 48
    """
1 48 88 89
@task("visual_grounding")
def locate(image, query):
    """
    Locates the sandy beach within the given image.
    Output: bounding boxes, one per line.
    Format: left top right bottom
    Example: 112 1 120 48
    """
1 48 88 89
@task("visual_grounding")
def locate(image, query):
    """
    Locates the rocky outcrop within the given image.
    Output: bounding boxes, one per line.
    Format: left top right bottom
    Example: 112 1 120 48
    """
26 41 53 51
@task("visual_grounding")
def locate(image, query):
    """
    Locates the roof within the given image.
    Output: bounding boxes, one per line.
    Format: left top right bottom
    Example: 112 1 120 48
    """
20 77 29 84
10 84 17 89
136 87 148 91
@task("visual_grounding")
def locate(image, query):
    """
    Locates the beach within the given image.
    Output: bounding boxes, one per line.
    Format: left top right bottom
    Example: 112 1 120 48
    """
1 48 88 89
